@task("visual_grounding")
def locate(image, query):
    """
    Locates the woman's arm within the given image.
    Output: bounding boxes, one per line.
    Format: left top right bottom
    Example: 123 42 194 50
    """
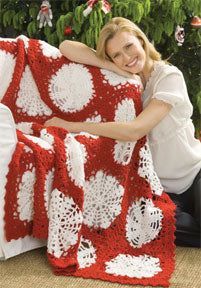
59 40 135 78
45 99 172 141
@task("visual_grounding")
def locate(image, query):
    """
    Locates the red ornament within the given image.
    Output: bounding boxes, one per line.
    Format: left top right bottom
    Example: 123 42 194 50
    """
64 26 73 35
191 16 201 28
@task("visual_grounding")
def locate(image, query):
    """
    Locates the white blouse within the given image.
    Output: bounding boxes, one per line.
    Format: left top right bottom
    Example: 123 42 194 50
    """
142 61 201 194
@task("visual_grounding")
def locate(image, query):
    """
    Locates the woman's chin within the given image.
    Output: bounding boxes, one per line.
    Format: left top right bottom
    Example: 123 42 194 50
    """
127 67 141 75
126 62 143 74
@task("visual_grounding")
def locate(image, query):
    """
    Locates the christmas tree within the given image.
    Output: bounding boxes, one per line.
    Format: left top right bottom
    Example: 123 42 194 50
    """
0 0 200 135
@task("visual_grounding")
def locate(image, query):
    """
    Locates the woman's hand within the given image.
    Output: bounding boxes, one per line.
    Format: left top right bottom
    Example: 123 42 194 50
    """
45 117 65 128
44 117 79 132
105 60 134 78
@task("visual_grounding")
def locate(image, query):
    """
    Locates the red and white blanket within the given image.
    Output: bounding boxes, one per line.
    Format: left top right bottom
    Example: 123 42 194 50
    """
0 36 175 287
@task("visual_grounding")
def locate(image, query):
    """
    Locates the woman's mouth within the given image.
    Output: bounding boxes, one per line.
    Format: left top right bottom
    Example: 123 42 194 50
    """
126 57 138 67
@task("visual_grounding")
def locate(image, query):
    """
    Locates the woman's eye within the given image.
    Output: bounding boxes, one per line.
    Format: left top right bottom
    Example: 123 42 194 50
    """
126 44 132 49
113 53 120 59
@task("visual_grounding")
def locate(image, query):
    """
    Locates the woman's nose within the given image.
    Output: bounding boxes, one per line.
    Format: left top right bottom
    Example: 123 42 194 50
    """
122 52 131 63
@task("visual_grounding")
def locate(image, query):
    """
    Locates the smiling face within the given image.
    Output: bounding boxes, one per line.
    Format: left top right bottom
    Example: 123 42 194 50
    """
106 30 146 74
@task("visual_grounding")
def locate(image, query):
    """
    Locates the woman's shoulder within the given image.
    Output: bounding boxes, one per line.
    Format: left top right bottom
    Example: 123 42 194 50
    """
145 61 182 93
155 61 183 77
144 60 186 98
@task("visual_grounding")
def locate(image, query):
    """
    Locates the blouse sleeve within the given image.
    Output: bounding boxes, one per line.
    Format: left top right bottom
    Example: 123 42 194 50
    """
152 69 187 107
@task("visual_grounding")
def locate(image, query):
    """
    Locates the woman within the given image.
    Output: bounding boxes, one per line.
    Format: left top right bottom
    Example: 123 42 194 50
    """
45 17 201 247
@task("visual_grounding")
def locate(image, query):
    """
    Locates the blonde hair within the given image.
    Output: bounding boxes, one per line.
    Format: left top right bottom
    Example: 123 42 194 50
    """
96 17 161 63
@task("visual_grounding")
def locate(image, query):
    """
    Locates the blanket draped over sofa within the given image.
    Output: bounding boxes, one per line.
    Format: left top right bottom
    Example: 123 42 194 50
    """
0 36 175 287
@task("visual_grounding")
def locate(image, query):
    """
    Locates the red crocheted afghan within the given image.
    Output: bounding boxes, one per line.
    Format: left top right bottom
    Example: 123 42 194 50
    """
0 36 176 287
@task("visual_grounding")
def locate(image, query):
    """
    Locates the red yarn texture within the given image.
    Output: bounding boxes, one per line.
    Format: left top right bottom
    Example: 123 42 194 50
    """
1 36 176 287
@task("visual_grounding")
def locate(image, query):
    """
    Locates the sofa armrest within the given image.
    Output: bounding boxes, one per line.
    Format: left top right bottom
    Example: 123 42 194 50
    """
0 103 17 258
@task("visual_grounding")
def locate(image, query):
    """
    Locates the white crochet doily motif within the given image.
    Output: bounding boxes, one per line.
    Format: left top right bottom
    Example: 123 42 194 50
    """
40 128 55 146
114 99 136 165
115 99 136 122
44 168 55 216
64 134 87 188
105 254 162 278
23 144 33 154
126 197 163 248
83 170 124 229
114 141 136 166
24 134 53 151
47 189 83 258
0 50 16 100
78 236 97 269
101 69 139 88
17 167 36 221
39 40 62 59
16 65 52 116
85 113 102 123
138 143 163 195
16 122 33 135
49 63 94 113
